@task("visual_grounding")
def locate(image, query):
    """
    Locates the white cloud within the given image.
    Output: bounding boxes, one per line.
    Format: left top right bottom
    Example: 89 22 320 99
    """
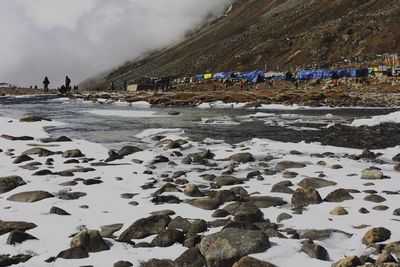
0 0 232 87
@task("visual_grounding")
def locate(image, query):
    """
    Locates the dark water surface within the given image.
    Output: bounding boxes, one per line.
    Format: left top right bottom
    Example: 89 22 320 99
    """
1 95 399 148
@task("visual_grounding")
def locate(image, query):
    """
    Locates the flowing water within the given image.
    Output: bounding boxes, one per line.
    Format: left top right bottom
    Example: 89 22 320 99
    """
1 95 399 148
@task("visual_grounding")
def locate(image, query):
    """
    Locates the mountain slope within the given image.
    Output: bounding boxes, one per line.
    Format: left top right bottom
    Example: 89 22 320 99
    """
84 0 400 89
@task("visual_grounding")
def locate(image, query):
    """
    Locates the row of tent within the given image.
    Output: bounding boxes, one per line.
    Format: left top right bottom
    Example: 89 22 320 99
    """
195 67 370 83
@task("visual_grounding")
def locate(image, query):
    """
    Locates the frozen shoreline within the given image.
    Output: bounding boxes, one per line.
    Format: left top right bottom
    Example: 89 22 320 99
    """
0 115 400 266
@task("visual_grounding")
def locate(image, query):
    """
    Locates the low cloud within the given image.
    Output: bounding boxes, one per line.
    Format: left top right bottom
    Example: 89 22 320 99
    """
0 0 232 87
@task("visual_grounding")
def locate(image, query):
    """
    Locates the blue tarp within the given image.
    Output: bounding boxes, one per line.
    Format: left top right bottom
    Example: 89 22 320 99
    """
239 70 265 83
195 74 205 81
213 72 232 79
297 68 369 80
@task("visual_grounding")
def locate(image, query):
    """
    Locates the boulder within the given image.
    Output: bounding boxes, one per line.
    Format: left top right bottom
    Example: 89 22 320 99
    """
187 198 221 210
291 187 322 207
232 256 277 267
392 153 400 162
70 230 110 252
50 206 71 216
250 196 287 208
384 242 400 258
20 115 50 122
117 146 142 157
324 189 354 202
271 181 294 194
223 202 264 223
0 254 32 266
361 168 384 179
1 134 34 141
376 251 397 264
139 259 175 267
63 149 85 158
277 213 292 222
332 256 362 267
12 155 33 164
362 227 391 245
301 229 352 241
57 246 89 259
0 176 26 194
168 216 191 232
275 161 306 171
215 176 244 186
6 230 38 245
118 215 171 242
199 228 270 267
0 221 37 236
330 206 348 215
301 239 329 261
150 229 184 247
22 147 57 157
7 190 54 203
228 153 255 163
393 208 400 216
114 261 133 267
100 224 124 238
175 248 205 267
298 177 337 189
364 194 386 203
184 184 205 197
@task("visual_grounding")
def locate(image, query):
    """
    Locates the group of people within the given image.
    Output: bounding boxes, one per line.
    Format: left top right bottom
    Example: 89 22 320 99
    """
42 75 74 94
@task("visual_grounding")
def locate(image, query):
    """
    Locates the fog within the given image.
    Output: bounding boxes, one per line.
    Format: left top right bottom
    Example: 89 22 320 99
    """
0 0 233 87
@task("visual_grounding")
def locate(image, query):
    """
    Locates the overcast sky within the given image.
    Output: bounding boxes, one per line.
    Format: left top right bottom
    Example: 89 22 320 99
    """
0 0 232 87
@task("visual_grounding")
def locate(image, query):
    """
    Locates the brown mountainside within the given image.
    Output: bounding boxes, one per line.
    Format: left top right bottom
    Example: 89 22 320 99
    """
85 0 400 89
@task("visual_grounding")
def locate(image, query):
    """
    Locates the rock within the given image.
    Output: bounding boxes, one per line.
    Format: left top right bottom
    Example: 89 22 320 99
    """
393 208 400 216
0 221 37 236
232 256 277 267
63 149 85 158
283 171 298 178
117 146 142 157
83 178 103 185
20 115 50 122
175 248 205 267
359 207 370 214
373 205 389 211
1 134 34 141
57 246 89 259
168 216 191 232
275 161 306 171
223 202 264 222
150 210 176 216
212 209 230 218
187 198 221 210
50 206 71 216
6 230 38 245
330 206 348 215
118 215 171 242
152 155 169 164
151 229 184 247
277 213 292 222
184 184 205 197
41 136 72 143
199 228 270 267
215 176 244 186
362 227 391 245
0 176 26 194
360 148 377 159
12 155 33 164
228 153 255 163
291 187 322 207
188 219 208 234
332 256 362 267
164 141 182 150
152 195 181 204
22 147 57 157
361 167 384 179
376 251 397 264
140 259 175 267
71 230 110 252
395 164 400 172
384 242 400 258
301 239 329 261
7 190 54 203
364 194 386 203
114 261 133 267
324 189 354 202
298 177 337 189
214 190 241 204
302 229 352 241
32 169 53 176
105 150 123 162
331 164 343 169
271 181 294 194
250 196 287 208
19 162 41 170
57 191 86 200
0 254 32 266
64 159 80 164
392 153 400 162
100 224 124 238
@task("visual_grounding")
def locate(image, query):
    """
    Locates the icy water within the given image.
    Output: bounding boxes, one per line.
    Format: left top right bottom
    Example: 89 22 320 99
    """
0 95 399 148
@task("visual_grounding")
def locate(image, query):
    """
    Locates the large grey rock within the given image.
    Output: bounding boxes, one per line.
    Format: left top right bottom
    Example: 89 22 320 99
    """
324 189 354 202
7 190 54 203
301 229 353 241
1 134 34 141
250 196 287 208
0 176 26 194
57 246 89 259
139 259 175 267
275 161 306 171
117 146 142 157
70 230 110 252
118 215 171 242
0 221 37 236
223 202 264 223
215 176 244 186
199 228 270 267
362 227 391 245
301 239 329 261
298 177 337 189
6 230 38 245
13 154 33 164
63 149 85 158
232 256 277 267
20 115 50 122
291 187 322 207
332 256 362 267
187 198 221 210
361 168 384 179
271 181 294 194
175 248 205 267
22 147 57 157
150 229 184 247
0 254 32 266
228 153 255 163
100 224 124 238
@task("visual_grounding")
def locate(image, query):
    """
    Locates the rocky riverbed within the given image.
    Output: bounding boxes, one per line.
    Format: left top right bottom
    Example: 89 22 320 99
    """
0 113 400 267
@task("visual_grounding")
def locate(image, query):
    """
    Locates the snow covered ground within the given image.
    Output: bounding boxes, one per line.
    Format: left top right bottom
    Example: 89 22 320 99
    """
0 114 399 267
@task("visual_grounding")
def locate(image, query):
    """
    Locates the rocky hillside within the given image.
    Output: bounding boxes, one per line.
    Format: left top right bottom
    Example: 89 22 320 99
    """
84 0 400 89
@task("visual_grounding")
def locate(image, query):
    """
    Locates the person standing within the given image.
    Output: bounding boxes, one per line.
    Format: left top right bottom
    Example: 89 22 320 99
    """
65 76 71 93
43 76 50 93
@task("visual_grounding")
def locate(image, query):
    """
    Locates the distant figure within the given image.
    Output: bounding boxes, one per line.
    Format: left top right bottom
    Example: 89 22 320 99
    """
295 81 299 90
240 79 245 90
65 76 71 93
43 76 50 93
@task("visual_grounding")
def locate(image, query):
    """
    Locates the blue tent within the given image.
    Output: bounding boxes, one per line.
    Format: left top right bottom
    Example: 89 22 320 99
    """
195 74 205 81
213 72 232 80
240 70 265 83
